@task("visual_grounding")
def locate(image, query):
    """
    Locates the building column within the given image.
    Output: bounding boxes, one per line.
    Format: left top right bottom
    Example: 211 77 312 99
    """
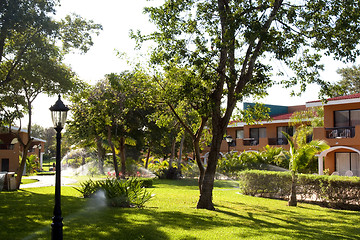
318 155 324 175
40 152 44 170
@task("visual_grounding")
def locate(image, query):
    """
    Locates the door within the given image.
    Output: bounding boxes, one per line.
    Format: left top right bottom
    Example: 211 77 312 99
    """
1 159 9 172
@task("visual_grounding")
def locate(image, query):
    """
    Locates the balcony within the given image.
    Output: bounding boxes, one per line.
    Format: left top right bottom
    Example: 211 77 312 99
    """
325 127 355 139
243 138 258 146
268 138 288 146
0 144 14 150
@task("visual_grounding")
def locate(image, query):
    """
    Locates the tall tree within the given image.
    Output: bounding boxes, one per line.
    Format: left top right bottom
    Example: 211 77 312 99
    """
329 65 360 96
151 66 211 189
68 71 152 178
135 0 360 209
67 83 107 174
0 0 102 86
0 0 102 188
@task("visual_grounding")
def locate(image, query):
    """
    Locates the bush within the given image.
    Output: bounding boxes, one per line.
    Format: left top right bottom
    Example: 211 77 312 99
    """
147 160 182 179
238 170 360 210
181 163 199 178
74 178 153 208
238 170 291 198
217 148 290 178
25 155 40 174
137 178 153 188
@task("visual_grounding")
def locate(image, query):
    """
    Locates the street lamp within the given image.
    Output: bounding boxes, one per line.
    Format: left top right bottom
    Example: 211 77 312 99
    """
49 95 69 240
225 135 233 153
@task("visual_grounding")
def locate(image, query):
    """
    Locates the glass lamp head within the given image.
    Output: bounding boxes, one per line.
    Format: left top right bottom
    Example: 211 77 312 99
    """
49 95 70 128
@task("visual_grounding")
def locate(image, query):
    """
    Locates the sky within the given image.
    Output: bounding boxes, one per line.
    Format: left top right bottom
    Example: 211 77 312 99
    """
28 0 351 129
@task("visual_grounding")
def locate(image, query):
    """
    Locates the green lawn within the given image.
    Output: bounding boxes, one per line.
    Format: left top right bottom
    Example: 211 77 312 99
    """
21 178 39 185
1 179 359 240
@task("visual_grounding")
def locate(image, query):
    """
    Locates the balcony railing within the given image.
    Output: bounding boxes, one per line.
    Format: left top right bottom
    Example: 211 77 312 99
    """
268 138 288 145
243 138 258 146
0 144 14 150
326 127 355 139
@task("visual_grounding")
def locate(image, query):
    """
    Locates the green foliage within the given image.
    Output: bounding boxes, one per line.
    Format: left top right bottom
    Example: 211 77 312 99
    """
181 163 200 178
238 170 360 210
282 132 329 173
73 179 99 198
217 147 290 178
289 107 324 147
74 178 153 208
329 65 360 96
147 160 182 179
25 155 39 174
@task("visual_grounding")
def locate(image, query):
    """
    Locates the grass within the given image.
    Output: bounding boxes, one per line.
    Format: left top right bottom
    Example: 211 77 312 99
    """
0 178 359 239
21 178 39 185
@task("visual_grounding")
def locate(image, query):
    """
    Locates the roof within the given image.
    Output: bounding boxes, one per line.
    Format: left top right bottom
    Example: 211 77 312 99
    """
306 93 360 107
271 113 294 120
228 112 294 128
0 126 46 142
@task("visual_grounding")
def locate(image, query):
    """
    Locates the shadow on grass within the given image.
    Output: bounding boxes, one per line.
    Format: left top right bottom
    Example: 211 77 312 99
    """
0 188 86 239
1 185 360 240
215 202 360 240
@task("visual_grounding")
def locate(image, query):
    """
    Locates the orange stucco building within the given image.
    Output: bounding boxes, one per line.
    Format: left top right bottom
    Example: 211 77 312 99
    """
202 104 306 160
308 94 360 176
0 127 45 173
202 93 360 177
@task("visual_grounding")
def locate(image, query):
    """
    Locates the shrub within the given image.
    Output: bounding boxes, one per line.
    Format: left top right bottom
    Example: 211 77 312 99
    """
137 178 153 188
147 160 182 179
73 179 99 198
217 148 290 178
25 155 39 174
238 170 360 210
238 170 291 198
181 163 199 178
74 178 153 208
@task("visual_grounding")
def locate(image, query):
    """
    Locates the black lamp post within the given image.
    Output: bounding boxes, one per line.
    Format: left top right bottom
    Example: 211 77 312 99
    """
225 135 233 153
50 95 69 240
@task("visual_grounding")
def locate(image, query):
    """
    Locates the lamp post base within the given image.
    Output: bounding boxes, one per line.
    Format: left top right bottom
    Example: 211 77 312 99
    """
51 216 63 240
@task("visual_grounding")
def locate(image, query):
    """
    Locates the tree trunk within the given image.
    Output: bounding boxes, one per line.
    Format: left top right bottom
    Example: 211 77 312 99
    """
119 136 126 178
288 171 297 206
178 134 185 171
107 126 119 179
193 139 205 193
196 121 225 210
95 137 105 174
145 147 151 169
15 100 33 189
169 136 176 168
15 144 31 189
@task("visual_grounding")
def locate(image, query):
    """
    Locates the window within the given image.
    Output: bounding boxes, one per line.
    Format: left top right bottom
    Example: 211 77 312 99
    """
334 109 360 127
250 128 266 139
335 110 349 127
351 110 360 126
277 126 294 138
236 129 244 139
1 159 9 172
335 153 360 176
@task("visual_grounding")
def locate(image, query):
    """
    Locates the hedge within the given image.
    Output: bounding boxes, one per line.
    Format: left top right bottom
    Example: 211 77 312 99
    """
238 170 360 210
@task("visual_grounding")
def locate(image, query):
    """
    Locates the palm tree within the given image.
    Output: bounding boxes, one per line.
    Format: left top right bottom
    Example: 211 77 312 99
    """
282 132 329 206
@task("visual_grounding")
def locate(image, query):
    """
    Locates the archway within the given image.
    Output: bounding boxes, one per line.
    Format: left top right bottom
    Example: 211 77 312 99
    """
318 146 360 175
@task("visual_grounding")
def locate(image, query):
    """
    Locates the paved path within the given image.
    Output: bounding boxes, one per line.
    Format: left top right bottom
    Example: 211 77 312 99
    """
20 174 78 189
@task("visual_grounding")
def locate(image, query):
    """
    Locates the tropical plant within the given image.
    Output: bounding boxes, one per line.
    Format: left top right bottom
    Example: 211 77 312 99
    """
74 178 153 208
25 155 39 174
282 132 329 206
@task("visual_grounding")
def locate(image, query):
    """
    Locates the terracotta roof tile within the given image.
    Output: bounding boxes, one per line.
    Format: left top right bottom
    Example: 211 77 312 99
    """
271 113 294 120
307 93 360 103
